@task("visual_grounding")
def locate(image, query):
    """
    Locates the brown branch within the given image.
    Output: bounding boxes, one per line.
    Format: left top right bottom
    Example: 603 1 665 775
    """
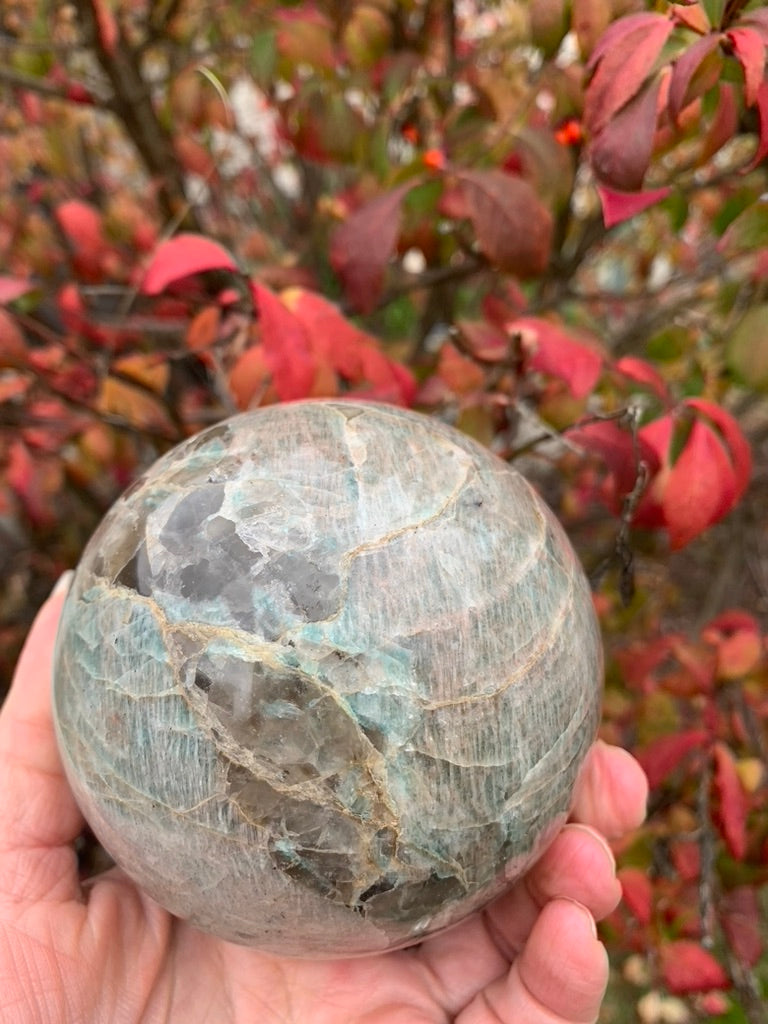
71 0 199 230
148 0 186 38
0 65 109 106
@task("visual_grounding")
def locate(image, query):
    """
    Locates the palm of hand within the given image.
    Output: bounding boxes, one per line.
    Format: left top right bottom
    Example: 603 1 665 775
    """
0 587 647 1024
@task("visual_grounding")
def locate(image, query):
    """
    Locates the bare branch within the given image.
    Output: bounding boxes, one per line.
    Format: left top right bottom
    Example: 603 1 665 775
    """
71 0 199 230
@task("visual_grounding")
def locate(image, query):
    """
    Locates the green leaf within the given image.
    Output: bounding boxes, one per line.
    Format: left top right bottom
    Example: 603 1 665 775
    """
712 189 757 237
250 30 277 88
701 0 726 29
726 304 768 391
719 200 768 254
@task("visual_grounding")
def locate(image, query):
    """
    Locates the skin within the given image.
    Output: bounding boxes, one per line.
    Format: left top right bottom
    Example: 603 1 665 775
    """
0 579 648 1024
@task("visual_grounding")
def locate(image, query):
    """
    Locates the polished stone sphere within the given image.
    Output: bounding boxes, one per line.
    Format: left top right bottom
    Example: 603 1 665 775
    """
53 400 602 958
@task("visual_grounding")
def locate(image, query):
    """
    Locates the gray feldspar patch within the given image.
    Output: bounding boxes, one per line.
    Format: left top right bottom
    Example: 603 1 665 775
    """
52 400 603 957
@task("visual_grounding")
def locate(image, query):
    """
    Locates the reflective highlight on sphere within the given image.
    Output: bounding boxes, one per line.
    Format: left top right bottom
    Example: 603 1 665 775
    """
53 400 603 957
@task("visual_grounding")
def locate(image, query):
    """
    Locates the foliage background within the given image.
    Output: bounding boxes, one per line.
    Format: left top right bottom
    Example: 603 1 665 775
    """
2 0 768 1019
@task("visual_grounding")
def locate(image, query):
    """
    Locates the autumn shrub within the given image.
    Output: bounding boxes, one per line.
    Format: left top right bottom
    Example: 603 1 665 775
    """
1 0 768 1018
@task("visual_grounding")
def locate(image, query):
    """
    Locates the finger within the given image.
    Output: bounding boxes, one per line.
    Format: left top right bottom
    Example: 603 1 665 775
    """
415 823 619 1014
456 900 608 1024
481 823 620 961
0 573 84 904
570 740 648 838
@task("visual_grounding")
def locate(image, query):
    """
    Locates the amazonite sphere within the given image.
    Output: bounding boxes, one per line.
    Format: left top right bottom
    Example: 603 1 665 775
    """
53 400 602 958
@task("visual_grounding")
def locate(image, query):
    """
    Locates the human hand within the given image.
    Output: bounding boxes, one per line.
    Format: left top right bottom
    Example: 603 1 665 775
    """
0 577 647 1024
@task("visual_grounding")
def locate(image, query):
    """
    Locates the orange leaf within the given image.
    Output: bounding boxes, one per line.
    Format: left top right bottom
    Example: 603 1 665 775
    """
186 306 221 351
228 345 273 409
95 377 175 436
112 353 169 394
702 611 762 679
713 742 749 860
282 287 415 403
437 343 484 394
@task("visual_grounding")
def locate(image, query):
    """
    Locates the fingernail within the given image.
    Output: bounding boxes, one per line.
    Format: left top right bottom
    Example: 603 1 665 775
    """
566 899 598 939
51 570 75 599
569 823 616 877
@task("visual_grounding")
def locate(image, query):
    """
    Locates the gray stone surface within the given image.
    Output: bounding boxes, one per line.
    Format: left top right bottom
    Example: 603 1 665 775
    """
53 400 603 957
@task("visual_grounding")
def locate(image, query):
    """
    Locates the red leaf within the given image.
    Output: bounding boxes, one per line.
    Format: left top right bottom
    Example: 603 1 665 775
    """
330 183 414 314
684 398 752 501
281 288 416 404
250 283 317 401
55 199 105 253
597 185 671 227
713 742 748 860
708 610 760 634
93 0 118 53
511 317 602 398
668 34 723 122
741 9 768 46
615 356 670 400
661 941 730 994
661 417 737 548
566 419 659 497
585 13 673 136
727 28 765 107
720 887 763 966
141 235 238 295
670 839 701 881
457 319 509 362
702 611 762 679
636 729 708 789
0 310 27 367
747 80 768 170
455 171 553 277
586 11 671 73
0 277 34 305
5 439 60 528
702 83 739 162
590 76 663 191
618 867 653 925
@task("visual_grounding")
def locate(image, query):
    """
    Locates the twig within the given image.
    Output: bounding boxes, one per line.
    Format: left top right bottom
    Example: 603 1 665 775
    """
0 65 109 105
697 751 717 948
71 0 199 229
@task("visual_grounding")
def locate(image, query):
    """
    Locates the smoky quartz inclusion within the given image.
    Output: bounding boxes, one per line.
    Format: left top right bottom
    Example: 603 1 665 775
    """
53 400 602 957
